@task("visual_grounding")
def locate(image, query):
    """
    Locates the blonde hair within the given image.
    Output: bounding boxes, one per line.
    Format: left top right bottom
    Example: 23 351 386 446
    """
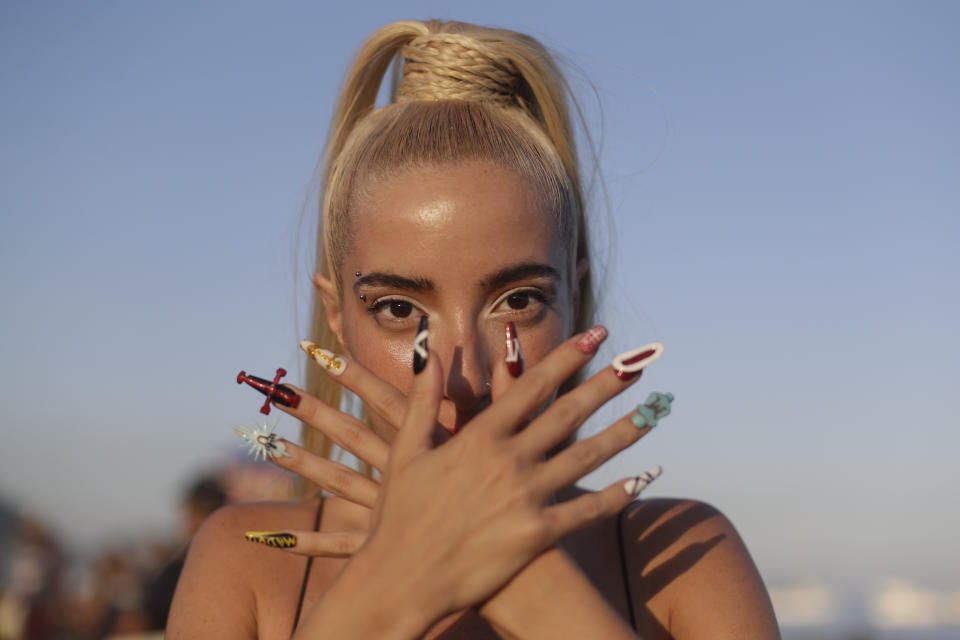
301 20 596 492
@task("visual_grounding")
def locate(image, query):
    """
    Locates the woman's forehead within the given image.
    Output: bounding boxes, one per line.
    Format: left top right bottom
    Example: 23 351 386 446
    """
347 163 567 283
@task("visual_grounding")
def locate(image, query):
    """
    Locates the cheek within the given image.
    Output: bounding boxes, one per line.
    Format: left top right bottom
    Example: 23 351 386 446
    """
516 320 567 369
342 312 416 393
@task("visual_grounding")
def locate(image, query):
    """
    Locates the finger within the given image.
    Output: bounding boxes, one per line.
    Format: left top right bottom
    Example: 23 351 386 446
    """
269 439 380 508
514 341 664 458
542 467 663 541
300 340 405 439
272 383 389 472
477 325 609 439
244 529 367 558
532 393 672 493
394 318 442 467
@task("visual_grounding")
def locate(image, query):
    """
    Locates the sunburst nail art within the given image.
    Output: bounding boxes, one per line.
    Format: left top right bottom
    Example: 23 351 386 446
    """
300 340 347 376
612 342 664 381
245 531 297 548
234 422 292 461
413 315 428 374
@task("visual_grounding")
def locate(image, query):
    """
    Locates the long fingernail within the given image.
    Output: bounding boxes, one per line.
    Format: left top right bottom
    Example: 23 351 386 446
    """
300 340 347 376
632 391 675 429
245 531 297 548
413 315 428 374
576 325 608 354
233 422 292 461
612 342 664 381
237 368 301 414
505 322 524 378
623 466 663 498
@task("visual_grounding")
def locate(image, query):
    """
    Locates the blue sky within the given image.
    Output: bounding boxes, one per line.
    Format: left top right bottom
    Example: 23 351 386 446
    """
2 0 958 630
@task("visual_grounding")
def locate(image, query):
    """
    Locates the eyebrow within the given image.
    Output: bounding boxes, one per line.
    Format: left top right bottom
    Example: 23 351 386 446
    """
479 262 562 291
352 262 561 295
353 272 435 293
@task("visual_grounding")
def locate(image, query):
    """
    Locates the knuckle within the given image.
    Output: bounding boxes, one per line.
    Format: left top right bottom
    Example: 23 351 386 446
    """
568 441 601 470
521 370 555 402
337 421 366 450
326 466 353 496
578 494 607 523
547 399 583 428
377 392 406 422
517 517 551 549
334 533 359 556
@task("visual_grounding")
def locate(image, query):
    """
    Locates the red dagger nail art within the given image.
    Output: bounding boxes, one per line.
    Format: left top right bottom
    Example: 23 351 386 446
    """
505 321 524 378
237 368 301 414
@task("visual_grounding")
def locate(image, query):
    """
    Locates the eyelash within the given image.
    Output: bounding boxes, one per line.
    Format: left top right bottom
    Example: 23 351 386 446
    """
365 296 420 325
364 287 555 328
490 287 553 315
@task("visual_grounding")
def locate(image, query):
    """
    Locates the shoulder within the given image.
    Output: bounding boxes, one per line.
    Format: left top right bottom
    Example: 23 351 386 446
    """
620 497 780 639
166 500 323 639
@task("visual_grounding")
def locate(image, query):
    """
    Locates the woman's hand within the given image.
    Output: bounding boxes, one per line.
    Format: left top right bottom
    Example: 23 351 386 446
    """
258 330 663 564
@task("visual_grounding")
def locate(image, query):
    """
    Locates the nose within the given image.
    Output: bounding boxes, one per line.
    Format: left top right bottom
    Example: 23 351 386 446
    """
431 321 493 416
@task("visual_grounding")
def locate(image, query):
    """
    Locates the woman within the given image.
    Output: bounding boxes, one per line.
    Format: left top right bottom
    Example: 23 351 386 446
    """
167 20 779 639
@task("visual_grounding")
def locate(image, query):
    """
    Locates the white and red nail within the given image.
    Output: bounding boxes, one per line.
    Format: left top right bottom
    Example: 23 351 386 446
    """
612 342 664 381
505 322 524 378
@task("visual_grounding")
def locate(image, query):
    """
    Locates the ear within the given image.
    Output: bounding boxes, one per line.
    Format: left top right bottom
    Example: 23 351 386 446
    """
313 272 345 346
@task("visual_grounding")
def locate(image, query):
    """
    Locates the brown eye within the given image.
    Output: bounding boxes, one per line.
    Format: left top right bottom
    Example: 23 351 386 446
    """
506 293 530 310
390 301 413 318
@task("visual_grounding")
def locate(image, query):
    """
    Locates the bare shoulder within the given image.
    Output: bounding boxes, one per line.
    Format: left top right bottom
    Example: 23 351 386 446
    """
166 500 322 640
620 497 781 639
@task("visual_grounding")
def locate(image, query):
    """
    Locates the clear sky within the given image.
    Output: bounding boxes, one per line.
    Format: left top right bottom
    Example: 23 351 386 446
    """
2 0 958 632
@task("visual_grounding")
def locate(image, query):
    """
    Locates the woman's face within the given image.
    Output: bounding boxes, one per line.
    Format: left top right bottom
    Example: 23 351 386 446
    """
322 161 575 435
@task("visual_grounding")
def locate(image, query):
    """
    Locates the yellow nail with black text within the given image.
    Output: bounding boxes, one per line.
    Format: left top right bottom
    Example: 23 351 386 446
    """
245 531 297 548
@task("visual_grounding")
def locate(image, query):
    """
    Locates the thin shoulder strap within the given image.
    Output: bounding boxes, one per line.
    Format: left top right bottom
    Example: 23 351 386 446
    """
616 506 638 630
291 497 325 636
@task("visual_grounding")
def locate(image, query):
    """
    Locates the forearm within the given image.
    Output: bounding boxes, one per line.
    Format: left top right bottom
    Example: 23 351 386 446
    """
480 548 636 640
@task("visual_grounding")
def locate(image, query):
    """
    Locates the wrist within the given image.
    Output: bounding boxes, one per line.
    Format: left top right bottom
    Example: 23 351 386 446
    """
294 545 440 639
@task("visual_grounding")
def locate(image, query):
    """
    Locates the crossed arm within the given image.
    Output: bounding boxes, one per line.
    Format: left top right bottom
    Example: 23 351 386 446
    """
167 332 779 638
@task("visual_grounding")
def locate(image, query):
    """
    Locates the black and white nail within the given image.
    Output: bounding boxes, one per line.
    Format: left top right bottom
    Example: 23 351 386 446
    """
413 315 429 374
623 465 663 498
